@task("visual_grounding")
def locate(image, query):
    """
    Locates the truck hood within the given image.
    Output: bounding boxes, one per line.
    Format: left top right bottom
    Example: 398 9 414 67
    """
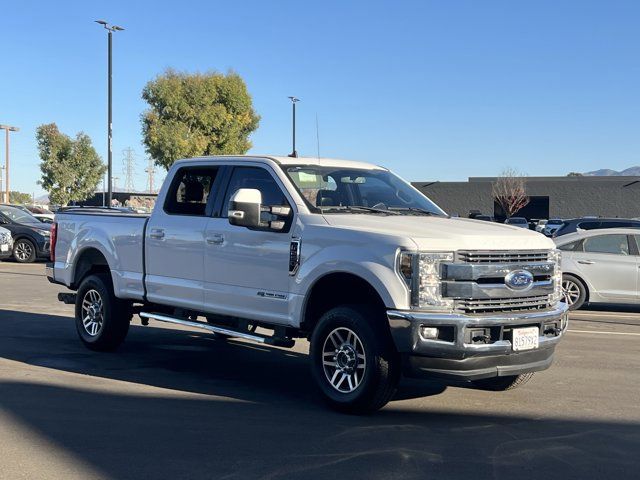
321 214 555 251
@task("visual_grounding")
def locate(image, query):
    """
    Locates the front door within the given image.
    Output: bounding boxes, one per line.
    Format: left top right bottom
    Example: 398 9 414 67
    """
574 233 637 301
145 165 221 311
204 165 296 325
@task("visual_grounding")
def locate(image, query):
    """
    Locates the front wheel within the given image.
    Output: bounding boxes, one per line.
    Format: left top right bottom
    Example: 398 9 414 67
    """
310 305 400 414
562 274 587 310
75 273 131 351
472 373 534 391
13 238 36 263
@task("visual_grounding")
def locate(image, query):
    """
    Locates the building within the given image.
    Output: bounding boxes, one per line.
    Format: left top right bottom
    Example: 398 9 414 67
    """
414 176 640 220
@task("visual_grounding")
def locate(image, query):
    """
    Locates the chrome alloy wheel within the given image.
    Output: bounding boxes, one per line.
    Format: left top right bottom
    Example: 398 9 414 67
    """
322 327 366 393
562 279 581 306
81 289 104 337
15 241 33 261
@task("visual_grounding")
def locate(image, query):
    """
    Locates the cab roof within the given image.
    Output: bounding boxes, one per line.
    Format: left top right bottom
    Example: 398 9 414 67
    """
179 155 386 171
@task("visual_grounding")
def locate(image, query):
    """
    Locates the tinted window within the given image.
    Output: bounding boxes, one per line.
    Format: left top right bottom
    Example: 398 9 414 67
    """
577 221 600 230
223 167 288 217
583 235 630 255
558 240 582 252
164 167 219 216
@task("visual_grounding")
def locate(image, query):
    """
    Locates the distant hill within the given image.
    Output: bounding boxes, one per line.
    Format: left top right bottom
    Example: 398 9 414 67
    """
584 166 640 176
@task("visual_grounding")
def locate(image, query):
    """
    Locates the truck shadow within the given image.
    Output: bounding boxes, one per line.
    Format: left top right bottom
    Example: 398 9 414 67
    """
0 309 639 479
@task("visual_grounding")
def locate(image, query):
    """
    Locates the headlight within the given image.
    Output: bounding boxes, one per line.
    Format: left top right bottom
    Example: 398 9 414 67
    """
398 251 454 311
549 249 563 303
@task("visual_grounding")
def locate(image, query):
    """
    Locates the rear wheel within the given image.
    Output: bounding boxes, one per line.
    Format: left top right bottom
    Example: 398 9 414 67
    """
562 274 587 310
472 373 534 391
13 238 36 263
310 305 400 414
75 273 131 351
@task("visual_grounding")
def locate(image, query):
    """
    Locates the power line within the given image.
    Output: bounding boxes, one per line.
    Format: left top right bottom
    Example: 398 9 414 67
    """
145 157 157 193
122 147 136 191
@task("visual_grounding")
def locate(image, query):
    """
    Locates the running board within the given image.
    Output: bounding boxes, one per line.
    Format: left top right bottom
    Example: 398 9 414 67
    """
139 312 295 348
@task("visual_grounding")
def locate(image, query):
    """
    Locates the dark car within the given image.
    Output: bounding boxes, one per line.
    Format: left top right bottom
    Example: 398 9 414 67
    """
552 217 640 237
475 215 495 222
0 205 51 263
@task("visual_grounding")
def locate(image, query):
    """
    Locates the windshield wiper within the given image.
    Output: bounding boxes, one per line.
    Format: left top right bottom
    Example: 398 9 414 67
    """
388 207 445 216
319 205 401 215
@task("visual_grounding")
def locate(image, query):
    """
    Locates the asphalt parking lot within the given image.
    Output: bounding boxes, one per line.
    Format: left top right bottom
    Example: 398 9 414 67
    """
1 262 639 480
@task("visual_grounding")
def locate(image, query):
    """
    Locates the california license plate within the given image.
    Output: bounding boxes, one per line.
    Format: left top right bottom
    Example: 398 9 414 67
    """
512 327 539 351
0 244 8 252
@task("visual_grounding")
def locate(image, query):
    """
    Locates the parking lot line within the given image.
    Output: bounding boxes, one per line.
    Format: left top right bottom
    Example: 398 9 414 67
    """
567 329 640 336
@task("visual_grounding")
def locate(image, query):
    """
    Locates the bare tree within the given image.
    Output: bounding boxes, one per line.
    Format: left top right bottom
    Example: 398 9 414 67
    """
492 168 529 218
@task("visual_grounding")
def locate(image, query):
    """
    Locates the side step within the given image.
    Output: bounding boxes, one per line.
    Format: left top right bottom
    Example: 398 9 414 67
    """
139 312 295 348
58 292 77 305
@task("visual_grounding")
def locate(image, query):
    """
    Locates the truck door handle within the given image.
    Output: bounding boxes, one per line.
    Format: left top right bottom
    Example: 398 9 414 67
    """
577 260 594 265
206 234 224 245
149 229 165 240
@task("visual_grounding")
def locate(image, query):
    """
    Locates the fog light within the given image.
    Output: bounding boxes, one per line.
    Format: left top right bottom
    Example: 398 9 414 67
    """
420 326 439 340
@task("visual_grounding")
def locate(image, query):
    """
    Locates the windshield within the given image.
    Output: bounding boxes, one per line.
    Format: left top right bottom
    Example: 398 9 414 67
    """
283 166 447 216
0 205 41 224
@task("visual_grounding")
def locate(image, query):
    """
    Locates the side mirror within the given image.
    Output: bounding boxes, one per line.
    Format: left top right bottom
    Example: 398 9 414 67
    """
228 188 262 228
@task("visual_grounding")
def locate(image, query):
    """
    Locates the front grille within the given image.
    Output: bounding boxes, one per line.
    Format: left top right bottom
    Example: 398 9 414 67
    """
456 294 553 314
457 250 550 264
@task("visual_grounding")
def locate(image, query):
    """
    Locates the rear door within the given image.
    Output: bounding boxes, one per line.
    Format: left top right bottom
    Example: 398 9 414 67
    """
145 165 223 311
203 164 296 324
574 233 637 301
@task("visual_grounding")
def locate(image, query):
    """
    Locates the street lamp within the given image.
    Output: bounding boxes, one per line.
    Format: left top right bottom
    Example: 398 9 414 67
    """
95 20 124 208
288 96 299 158
0 124 19 204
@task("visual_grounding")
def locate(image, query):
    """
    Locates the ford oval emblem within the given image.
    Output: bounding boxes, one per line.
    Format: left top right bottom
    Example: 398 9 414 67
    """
504 269 534 291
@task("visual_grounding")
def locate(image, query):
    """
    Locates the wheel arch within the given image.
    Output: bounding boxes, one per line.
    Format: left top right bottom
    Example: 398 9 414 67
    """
72 247 111 289
563 271 590 303
300 271 388 334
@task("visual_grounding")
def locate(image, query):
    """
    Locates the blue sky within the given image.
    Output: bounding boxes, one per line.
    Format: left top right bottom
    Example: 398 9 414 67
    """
1 0 639 197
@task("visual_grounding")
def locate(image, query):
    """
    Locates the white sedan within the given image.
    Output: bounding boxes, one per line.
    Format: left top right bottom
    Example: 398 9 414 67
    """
554 228 640 310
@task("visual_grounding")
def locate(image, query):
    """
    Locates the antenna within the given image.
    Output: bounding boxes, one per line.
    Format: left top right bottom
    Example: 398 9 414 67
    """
122 147 136 191
315 113 320 159
288 96 299 157
145 157 157 193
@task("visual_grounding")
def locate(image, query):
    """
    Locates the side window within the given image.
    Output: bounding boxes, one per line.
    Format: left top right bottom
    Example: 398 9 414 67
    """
164 167 219 216
583 235 630 255
578 222 600 230
558 240 582 252
223 167 289 216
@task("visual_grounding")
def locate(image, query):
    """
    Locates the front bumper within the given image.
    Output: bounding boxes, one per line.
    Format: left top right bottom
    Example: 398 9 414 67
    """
387 303 569 380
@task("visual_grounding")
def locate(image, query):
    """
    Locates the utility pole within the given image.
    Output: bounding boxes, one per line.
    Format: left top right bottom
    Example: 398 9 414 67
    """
0 165 4 201
287 96 299 157
122 147 136 191
0 124 19 204
145 157 157 193
95 20 125 208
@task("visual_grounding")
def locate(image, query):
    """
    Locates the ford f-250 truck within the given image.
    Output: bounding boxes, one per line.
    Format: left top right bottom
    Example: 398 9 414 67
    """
47 155 568 413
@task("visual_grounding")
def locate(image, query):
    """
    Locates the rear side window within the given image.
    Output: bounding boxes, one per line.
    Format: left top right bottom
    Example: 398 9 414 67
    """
164 167 219 216
583 234 630 255
558 240 582 252
577 221 600 230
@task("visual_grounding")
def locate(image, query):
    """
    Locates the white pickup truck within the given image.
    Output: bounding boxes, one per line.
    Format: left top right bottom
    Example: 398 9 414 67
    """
47 155 568 412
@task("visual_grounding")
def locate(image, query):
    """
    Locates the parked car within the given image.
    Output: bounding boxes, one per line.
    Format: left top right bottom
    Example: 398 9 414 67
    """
26 205 55 223
555 228 640 310
552 217 640 237
0 205 51 262
535 219 548 233
0 226 13 260
48 155 567 413
543 218 564 236
504 217 529 228
474 215 495 222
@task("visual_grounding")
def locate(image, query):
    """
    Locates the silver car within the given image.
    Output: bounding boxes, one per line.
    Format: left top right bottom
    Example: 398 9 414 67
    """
0 226 13 260
554 228 640 310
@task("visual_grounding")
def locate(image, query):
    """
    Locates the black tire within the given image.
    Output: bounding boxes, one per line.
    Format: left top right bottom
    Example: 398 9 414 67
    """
75 273 131 351
472 372 534 391
13 238 37 263
562 274 587 310
310 305 400 414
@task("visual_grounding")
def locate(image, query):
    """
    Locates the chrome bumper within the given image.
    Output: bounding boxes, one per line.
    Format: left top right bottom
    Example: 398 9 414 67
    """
387 302 569 359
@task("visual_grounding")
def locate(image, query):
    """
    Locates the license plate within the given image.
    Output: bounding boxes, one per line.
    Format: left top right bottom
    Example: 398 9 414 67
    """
0 244 8 252
512 326 539 351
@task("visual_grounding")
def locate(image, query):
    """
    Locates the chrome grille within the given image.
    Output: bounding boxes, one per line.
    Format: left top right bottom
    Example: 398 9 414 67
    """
456 295 553 314
457 250 550 264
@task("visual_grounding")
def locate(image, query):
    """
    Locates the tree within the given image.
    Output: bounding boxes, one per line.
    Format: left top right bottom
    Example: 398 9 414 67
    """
567 172 583 177
8 191 32 204
36 123 106 206
141 69 260 170
492 168 529 218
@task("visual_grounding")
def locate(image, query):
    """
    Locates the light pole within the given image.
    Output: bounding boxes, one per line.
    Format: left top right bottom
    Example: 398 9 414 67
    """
288 96 299 157
0 124 19 204
95 20 124 208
